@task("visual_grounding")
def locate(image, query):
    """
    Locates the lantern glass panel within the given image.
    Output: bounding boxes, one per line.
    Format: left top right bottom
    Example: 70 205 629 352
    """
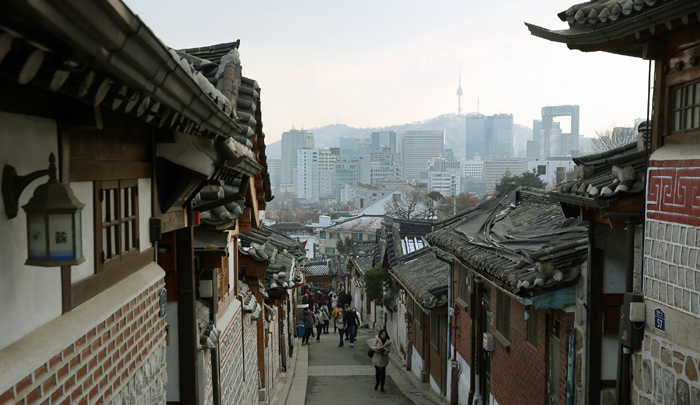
48 213 74 261
27 213 47 260
74 212 82 260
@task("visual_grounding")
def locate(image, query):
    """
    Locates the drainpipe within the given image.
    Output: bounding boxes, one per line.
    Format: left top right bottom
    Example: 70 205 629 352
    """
434 251 458 404
566 332 575 405
601 212 643 405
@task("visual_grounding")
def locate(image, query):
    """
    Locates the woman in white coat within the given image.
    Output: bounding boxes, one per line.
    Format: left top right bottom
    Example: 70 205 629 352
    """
370 329 392 392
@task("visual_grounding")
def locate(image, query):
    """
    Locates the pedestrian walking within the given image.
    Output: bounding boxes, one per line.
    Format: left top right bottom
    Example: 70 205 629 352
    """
321 303 330 334
331 294 338 309
301 308 314 346
332 306 342 334
345 306 360 347
314 308 324 342
336 308 346 347
370 329 392 392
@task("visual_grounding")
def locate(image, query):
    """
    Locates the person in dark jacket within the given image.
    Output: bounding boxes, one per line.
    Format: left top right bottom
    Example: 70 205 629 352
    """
301 307 314 346
344 306 360 347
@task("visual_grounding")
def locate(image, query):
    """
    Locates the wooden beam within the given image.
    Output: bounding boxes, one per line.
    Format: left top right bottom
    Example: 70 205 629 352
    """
176 206 198 403
70 159 151 181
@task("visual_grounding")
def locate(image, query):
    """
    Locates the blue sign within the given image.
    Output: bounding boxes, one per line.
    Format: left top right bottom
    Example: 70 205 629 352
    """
159 289 167 318
654 307 665 333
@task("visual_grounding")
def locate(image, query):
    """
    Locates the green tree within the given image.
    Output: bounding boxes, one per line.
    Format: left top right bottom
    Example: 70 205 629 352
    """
495 168 546 193
364 264 391 304
335 235 355 255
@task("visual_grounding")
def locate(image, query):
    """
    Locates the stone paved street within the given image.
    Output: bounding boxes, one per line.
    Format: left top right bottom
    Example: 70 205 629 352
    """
297 327 434 405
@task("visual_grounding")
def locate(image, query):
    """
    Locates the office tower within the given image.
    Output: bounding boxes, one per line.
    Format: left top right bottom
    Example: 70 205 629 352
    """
268 158 281 192
318 149 339 171
444 149 455 161
281 128 314 190
533 119 542 143
296 149 319 202
541 105 579 158
332 161 358 200
483 158 528 191
371 131 397 153
466 114 486 160
462 154 484 180
402 130 445 181
484 114 514 159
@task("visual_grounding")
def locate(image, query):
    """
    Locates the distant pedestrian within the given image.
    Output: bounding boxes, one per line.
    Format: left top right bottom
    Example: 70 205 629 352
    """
370 329 392 392
332 306 342 334
339 291 347 308
345 306 360 347
301 308 314 346
314 308 324 342
331 294 338 309
345 292 353 308
321 303 330 334
336 308 346 347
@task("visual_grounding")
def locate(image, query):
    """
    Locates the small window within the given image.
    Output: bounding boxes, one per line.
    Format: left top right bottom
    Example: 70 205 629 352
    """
392 194 401 202
95 179 140 272
320 231 326 239
326 247 335 254
496 290 511 342
672 81 700 134
526 306 538 346
352 233 361 240
330 233 339 239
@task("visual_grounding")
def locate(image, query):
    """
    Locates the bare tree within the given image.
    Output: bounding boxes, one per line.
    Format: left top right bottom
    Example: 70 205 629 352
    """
383 188 433 219
591 125 637 153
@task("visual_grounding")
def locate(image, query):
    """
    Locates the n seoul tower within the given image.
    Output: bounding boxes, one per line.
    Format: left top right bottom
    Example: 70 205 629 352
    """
456 68 463 115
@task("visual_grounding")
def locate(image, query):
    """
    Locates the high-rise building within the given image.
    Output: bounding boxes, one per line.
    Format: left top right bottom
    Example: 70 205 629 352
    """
281 128 314 190
541 105 579 158
318 149 339 171
424 157 461 196
485 114 514 159
268 158 281 192
466 114 486 160
462 154 484 180
296 149 319 202
402 130 445 181
332 161 358 200
533 119 542 143
483 158 528 191
371 131 397 153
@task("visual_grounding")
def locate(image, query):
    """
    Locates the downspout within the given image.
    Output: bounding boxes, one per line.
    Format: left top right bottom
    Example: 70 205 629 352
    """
434 251 459 404
472 276 483 405
566 332 575 405
602 212 643 405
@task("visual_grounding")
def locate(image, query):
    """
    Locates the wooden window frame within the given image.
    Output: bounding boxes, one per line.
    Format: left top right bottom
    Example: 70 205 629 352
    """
94 179 140 273
670 79 700 137
495 290 511 343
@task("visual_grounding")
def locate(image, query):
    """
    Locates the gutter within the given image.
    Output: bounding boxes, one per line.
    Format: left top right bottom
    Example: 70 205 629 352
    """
432 247 458 404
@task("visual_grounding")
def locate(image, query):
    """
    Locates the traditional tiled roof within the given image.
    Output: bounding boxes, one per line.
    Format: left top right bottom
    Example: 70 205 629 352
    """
378 218 433 268
390 247 450 309
550 142 648 208
238 226 302 291
351 255 375 276
427 185 588 296
305 261 331 277
323 215 385 233
525 0 695 58
269 222 314 236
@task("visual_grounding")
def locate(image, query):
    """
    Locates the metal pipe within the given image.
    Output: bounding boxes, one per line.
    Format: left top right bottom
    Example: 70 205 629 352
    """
472 277 483 405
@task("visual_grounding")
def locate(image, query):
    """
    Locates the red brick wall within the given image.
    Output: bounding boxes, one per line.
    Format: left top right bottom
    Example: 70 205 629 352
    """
452 271 473 369
411 317 424 360
1 277 167 405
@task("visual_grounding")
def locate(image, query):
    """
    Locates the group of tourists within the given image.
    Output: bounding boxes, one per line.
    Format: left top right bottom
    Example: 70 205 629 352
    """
298 285 393 392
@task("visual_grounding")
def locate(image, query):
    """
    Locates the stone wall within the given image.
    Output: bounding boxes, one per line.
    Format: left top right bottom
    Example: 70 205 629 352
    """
219 300 244 405
632 332 700 405
243 313 259 405
0 275 167 405
573 261 588 405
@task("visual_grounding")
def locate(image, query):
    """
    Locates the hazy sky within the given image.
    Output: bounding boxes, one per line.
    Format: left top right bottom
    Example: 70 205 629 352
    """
127 0 651 145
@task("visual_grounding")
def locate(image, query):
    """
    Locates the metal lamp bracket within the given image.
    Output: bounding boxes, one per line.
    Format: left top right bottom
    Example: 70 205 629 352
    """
2 154 53 219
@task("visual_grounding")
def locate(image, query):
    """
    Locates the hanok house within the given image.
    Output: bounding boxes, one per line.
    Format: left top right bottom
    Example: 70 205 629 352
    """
427 185 588 405
305 261 332 287
389 246 451 397
318 215 383 256
348 246 374 326
528 2 700 404
548 141 648 404
269 222 316 259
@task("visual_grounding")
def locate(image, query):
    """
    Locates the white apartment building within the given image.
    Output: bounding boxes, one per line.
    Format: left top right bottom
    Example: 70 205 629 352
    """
296 149 319 202
462 153 484 180
319 149 339 170
428 169 461 197
268 158 281 192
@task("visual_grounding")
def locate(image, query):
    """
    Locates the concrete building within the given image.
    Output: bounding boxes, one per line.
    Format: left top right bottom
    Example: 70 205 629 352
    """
318 149 339 171
371 131 397 153
485 114 514 159
318 215 383 255
332 161 359 201
281 128 314 190
466 113 486 160
427 170 461 197
461 153 484 181
268 158 281 192
540 105 580 158
527 157 575 190
319 170 334 199
296 149 319 202
402 130 445 181
483 158 528 191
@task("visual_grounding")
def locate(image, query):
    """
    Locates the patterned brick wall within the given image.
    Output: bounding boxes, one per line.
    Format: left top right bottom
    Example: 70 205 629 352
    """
0 278 167 405
243 313 258 405
644 219 700 316
203 350 213 405
219 302 243 405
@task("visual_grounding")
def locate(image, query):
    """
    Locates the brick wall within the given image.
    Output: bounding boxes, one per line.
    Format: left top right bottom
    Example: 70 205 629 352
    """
219 300 244 405
203 350 213 405
243 313 259 405
0 277 167 405
488 294 573 405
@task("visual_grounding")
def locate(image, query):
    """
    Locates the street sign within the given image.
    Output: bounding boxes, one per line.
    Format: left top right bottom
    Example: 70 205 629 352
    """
159 288 167 318
653 307 665 333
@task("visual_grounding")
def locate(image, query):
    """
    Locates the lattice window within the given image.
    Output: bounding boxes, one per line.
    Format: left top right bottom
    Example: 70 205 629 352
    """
672 81 700 134
95 180 139 272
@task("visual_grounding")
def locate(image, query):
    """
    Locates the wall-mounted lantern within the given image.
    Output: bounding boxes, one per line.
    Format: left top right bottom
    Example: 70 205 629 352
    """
2 154 85 266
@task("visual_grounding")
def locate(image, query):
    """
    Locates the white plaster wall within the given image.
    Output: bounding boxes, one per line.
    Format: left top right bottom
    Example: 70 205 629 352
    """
429 374 442 397
411 346 424 381
138 178 151 252
70 182 94 283
165 302 180 402
0 112 62 351
456 352 472 405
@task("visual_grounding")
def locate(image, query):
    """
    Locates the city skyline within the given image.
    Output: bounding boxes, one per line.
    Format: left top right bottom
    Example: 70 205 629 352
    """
126 0 649 145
